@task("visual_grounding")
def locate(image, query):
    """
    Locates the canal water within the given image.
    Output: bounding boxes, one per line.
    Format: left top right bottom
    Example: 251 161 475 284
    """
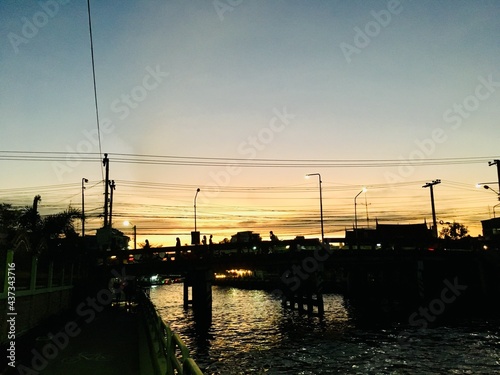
150 284 500 374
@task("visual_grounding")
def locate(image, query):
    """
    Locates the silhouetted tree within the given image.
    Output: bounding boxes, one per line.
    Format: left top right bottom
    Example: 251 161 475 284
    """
0 203 23 232
42 207 81 240
0 203 23 246
439 222 469 240
2 197 81 252
19 196 42 233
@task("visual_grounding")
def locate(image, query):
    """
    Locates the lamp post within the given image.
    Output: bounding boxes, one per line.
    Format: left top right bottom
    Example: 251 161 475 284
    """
81 178 88 237
484 185 500 217
493 203 500 218
483 184 500 198
124 221 136 250
423 179 441 238
194 188 200 232
192 188 201 245
306 173 324 243
354 187 367 230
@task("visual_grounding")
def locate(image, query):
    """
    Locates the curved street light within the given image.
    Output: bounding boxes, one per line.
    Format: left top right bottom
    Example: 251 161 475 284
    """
306 173 324 243
494 203 500 218
483 184 500 197
354 187 367 230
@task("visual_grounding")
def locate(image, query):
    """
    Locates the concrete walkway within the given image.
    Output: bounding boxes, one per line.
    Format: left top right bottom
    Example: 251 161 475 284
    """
5 304 141 375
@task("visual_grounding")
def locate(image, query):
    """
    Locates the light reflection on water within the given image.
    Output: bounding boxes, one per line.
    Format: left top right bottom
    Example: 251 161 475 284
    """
150 285 500 374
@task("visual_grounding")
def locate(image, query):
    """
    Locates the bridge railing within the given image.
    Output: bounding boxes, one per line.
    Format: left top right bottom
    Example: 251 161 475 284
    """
139 289 203 375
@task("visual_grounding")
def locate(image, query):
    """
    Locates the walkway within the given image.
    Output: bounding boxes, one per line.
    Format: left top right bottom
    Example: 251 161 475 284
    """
6 304 143 375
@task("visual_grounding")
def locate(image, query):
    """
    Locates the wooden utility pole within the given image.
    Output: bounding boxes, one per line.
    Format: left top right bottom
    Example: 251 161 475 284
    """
423 179 441 237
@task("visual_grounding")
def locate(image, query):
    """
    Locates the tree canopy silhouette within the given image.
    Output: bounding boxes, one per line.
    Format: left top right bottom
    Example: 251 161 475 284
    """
439 222 469 240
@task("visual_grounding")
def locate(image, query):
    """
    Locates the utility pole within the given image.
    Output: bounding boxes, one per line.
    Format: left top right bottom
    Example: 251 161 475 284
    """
103 153 109 227
108 180 116 228
488 160 500 200
82 178 88 237
423 179 441 237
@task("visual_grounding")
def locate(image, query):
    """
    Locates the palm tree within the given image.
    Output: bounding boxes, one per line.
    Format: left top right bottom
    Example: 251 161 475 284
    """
42 207 81 240
9 196 82 254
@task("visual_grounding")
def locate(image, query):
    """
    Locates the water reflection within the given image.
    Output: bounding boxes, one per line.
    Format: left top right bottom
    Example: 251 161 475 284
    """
151 285 500 374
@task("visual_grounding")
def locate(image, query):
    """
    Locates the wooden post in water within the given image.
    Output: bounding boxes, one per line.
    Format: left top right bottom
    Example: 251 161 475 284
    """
183 273 192 309
183 267 213 326
281 268 325 316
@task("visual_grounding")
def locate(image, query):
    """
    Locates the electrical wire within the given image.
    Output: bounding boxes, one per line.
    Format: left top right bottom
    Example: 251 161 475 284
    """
0 151 498 168
86 0 104 181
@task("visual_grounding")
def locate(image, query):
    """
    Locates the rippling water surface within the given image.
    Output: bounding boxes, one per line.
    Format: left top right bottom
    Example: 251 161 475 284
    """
150 285 500 374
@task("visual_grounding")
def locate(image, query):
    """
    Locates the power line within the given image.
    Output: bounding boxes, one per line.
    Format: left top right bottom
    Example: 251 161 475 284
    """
86 0 104 181
0 151 498 168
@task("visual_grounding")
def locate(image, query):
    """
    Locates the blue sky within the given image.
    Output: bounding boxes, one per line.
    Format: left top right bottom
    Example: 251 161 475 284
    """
1 1 499 243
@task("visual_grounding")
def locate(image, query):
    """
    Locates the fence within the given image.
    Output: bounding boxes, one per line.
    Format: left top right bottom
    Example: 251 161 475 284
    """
0 248 78 344
139 290 204 375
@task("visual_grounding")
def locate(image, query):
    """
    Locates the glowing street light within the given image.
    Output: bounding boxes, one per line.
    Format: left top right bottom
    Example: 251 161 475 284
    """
123 220 136 250
306 173 324 243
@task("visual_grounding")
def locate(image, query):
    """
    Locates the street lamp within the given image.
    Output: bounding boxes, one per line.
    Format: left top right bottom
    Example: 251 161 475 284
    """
192 188 201 245
493 203 500 218
123 221 136 250
81 178 88 237
483 184 500 197
354 187 367 230
194 188 200 232
306 173 324 242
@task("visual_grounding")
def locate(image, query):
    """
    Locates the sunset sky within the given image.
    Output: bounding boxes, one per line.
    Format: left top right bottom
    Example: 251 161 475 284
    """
1 1 499 247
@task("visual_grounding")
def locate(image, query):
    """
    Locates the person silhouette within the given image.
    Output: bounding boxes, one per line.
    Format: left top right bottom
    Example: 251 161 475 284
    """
270 231 279 241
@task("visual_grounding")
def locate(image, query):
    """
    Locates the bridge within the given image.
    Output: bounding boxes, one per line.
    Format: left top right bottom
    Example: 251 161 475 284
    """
102 239 500 320
3 237 500 374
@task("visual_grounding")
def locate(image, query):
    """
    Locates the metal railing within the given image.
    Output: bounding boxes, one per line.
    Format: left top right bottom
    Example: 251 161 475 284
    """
139 290 204 375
